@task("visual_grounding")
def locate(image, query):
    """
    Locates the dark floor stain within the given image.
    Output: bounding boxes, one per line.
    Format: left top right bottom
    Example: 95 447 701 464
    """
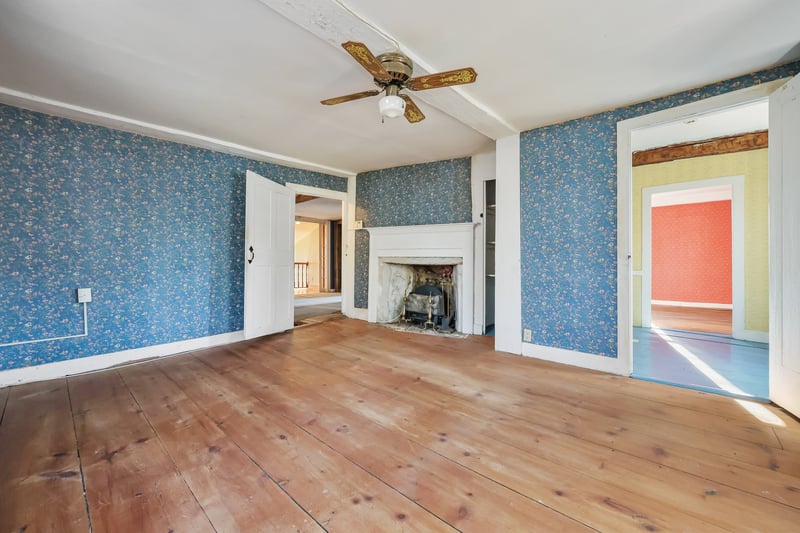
653 446 668 457
52 452 68 458
40 470 79 479
278 434 287 440
704 489 718 496
352 497 360 504
463 451 471 457
136 437 149 444
100 447 124 463
457 506 469 520
787 485 799 492
554 489 565 496
363 495 373 502
135 492 144 497
769 458 780 471
208 445 222 454
396 513 406 520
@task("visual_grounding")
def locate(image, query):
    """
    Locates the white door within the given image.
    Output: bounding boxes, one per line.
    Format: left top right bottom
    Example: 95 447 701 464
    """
244 170 295 339
769 72 800 417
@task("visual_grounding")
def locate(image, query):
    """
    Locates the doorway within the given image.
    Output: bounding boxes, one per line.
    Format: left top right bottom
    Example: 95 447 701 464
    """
619 93 775 400
292 192 345 326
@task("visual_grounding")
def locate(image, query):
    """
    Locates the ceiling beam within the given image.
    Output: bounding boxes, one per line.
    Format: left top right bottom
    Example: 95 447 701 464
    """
295 194 318 204
633 130 768 167
257 0 517 140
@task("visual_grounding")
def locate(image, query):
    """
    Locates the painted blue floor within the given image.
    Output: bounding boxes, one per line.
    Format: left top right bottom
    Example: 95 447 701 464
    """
632 327 769 401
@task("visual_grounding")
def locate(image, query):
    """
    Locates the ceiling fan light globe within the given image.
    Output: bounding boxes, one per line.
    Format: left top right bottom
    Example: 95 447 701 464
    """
378 95 405 118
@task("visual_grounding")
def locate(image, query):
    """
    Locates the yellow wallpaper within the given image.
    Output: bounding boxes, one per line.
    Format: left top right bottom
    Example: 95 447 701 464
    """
632 149 768 332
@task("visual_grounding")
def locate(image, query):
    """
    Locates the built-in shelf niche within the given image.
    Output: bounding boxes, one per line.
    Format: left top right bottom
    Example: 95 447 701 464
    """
484 180 496 331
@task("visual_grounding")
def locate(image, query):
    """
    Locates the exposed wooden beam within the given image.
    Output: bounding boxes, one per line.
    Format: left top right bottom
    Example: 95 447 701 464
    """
633 130 768 167
295 194 317 204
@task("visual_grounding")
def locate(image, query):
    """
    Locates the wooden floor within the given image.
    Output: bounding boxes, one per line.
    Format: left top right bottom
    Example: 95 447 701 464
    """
651 304 733 335
2 319 799 532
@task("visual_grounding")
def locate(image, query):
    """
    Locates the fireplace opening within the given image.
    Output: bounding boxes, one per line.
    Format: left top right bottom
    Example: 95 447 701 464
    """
375 259 461 333
400 265 456 332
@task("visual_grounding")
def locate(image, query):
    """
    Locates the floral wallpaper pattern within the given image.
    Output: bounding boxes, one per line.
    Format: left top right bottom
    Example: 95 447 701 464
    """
0 104 346 370
520 61 800 357
353 158 472 308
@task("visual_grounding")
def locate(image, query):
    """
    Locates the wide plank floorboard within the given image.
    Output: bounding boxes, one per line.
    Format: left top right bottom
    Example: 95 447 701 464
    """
2 319 799 531
0 380 89 532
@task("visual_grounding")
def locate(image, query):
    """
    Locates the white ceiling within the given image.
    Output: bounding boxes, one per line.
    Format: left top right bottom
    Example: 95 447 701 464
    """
632 100 769 151
296 197 343 221
1 0 798 175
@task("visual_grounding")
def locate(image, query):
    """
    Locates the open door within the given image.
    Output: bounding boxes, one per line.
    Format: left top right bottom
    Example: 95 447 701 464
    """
769 72 800 417
244 170 295 339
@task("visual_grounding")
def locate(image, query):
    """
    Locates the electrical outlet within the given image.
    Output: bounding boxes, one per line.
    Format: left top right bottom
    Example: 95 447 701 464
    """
77 288 92 303
523 328 532 342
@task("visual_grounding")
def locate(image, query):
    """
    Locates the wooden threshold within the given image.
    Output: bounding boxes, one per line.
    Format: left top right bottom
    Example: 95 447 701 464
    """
1 319 799 531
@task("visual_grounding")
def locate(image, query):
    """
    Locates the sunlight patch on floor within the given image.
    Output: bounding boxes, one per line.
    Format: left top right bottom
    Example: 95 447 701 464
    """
651 327 784 427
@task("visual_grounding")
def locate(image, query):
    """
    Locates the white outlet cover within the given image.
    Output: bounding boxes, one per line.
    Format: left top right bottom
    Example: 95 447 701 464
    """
77 288 92 303
523 329 532 342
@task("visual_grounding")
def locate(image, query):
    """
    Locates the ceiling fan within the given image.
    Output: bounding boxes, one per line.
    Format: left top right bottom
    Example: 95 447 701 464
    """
321 41 477 123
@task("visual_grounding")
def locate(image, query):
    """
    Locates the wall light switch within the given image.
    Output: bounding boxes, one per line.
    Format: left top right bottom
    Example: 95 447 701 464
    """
77 288 92 303
523 328 532 342
354 220 363 229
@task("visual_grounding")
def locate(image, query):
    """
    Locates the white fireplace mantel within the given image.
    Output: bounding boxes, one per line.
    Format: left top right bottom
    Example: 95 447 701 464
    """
366 223 475 333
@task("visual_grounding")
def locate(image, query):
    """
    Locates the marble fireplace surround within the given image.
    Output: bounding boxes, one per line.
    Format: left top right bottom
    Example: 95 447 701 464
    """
366 223 475 334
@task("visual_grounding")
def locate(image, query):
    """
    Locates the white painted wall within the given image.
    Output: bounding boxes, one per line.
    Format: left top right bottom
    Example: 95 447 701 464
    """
294 221 321 288
494 135 522 354
471 148 497 334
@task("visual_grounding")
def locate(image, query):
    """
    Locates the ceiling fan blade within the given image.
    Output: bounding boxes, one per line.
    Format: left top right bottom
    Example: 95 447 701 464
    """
320 89 380 106
407 67 478 91
341 41 391 81
400 95 425 123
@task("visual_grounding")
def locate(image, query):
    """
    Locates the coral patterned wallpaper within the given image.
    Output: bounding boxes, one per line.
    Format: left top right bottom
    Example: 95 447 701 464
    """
652 200 732 304
0 104 346 370
353 158 472 308
520 60 799 357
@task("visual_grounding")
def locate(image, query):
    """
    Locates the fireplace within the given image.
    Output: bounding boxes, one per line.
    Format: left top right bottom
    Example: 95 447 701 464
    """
366 223 475 334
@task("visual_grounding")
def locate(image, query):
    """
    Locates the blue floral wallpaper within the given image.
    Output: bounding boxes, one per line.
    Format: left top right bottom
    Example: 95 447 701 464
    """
353 157 472 308
0 103 346 370
521 61 800 357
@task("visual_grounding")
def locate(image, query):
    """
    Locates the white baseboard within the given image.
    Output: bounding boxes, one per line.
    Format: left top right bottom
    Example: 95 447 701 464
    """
737 329 769 344
652 300 732 310
0 330 244 388
346 308 369 321
521 342 629 376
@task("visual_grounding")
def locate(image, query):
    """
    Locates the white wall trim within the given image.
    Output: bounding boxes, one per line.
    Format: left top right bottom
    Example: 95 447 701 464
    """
741 329 769 344
0 330 244 388
641 175 744 339
495 134 522 354
470 149 497 335
522 342 629 375
0 87 356 179
286 182 353 318
346 307 369 321
616 78 787 377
